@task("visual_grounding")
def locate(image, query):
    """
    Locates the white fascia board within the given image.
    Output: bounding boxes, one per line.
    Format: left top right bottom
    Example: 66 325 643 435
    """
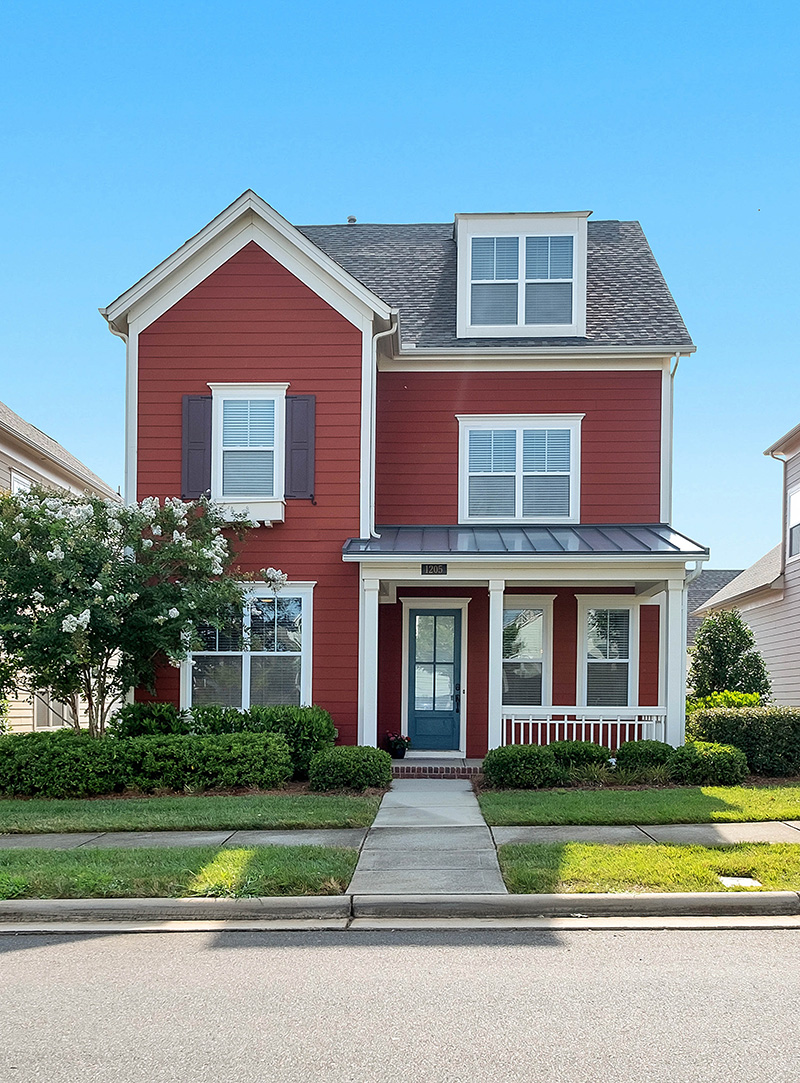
344 556 704 583
102 190 392 334
380 354 674 373
386 346 692 362
454 211 593 221
0 425 117 499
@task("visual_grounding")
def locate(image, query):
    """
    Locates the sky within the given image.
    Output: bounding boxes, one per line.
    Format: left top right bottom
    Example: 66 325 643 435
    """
0 0 798 569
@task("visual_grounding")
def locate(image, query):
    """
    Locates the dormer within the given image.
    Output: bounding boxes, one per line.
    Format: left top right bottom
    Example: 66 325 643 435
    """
455 212 590 339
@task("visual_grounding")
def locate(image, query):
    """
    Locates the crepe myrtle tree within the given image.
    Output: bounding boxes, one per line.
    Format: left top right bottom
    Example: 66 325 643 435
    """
0 489 275 737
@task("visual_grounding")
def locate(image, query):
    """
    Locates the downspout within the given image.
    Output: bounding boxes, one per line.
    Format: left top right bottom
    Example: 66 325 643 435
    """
767 448 788 575
105 321 132 503
368 317 398 538
666 353 682 524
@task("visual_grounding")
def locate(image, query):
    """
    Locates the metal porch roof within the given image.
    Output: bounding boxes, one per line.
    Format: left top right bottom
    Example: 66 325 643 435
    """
343 524 709 559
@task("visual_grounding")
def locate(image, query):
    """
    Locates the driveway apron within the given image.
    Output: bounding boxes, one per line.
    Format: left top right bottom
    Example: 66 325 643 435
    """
348 779 507 894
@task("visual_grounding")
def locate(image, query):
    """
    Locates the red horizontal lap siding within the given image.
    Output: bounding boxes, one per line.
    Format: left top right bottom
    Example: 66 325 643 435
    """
375 370 662 524
638 605 661 706
136 241 363 741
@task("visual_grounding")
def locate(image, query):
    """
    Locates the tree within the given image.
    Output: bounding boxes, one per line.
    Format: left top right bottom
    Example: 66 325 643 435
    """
0 490 256 736
689 609 771 698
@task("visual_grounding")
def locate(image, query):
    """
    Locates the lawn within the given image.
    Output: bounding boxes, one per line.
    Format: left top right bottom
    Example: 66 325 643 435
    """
0 845 359 899
0 793 381 834
498 841 800 894
478 784 800 827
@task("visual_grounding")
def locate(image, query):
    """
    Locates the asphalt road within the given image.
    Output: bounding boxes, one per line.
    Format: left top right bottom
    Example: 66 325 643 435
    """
2 928 799 1082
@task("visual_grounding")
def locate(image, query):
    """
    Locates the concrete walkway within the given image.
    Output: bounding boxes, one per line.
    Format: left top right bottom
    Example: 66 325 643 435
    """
0 829 367 851
492 821 800 846
348 779 507 895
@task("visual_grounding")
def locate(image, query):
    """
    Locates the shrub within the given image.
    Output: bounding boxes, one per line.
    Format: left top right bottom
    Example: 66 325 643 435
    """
568 762 614 787
686 691 763 716
108 701 191 738
546 740 610 770
668 740 748 786
689 610 771 698
308 746 392 791
482 745 563 789
687 706 800 776
0 730 292 797
247 706 337 779
615 739 674 770
613 764 673 786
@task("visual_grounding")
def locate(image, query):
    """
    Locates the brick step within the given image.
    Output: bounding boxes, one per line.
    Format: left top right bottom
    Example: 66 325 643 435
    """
391 759 482 779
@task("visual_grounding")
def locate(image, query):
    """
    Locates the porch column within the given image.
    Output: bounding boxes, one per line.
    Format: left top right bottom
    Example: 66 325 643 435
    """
358 578 380 747
664 580 687 747
487 579 505 750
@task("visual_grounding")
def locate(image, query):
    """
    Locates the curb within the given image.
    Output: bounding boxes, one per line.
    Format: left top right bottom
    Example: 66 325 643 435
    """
351 891 800 919
0 896 350 923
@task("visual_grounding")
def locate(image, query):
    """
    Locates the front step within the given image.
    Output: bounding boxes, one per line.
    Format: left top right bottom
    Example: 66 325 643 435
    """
391 758 483 779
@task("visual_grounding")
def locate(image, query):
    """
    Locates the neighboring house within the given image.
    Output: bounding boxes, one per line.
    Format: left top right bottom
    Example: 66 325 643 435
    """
100 191 708 754
696 423 800 705
686 569 743 646
0 399 118 731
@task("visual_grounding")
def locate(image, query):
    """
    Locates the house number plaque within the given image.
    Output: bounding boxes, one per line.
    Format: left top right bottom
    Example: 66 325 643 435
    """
421 563 447 575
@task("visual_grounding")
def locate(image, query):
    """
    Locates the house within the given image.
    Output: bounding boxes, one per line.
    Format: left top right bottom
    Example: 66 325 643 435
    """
686 569 742 645
100 191 707 756
0 398 118 731
696 423 800 705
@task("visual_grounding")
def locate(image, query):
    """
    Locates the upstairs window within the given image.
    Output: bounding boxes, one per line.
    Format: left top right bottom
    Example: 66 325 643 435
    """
789 490 800 560
458 415 582 523
469 234 574 327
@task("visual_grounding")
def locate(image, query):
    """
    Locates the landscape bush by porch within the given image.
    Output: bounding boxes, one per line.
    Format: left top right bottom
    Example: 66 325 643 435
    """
685 691 763 715
482 745 563 789
615 739 675 769
669 741 748 786
108 702 191 738
308 746 392 791
0 730 292 798
545 741 611 770
687 706 800 776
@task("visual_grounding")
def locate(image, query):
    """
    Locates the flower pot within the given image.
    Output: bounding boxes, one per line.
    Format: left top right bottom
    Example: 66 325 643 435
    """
389 745 407 759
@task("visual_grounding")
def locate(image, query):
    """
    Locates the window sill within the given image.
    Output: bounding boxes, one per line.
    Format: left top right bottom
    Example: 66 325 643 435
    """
216 499 286 526
457 323 581 339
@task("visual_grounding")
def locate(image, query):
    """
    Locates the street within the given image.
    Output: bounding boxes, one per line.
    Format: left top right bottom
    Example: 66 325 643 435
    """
1 928 798 1082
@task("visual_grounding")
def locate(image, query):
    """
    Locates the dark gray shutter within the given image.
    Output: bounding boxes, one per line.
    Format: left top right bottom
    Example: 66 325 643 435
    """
181 394 212 499
285 395 316 500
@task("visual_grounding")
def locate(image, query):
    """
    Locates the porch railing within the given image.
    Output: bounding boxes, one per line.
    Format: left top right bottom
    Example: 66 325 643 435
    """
501 708 667 749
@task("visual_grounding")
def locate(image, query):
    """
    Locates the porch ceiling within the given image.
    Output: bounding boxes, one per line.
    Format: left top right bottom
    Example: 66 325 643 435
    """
343 523 708 560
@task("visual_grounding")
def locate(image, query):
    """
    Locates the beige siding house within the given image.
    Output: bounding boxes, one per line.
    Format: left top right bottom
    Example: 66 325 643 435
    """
697 422 800 705
0 399 118 731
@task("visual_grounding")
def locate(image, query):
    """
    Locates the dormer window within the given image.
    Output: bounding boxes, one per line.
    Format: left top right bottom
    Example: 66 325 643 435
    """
456 213 588 339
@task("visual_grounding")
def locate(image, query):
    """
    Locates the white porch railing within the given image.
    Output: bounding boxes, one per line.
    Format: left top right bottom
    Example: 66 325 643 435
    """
501 707 667 749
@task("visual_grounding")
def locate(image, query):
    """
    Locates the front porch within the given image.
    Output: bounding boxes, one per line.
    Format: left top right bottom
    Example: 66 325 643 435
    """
344 524 708 757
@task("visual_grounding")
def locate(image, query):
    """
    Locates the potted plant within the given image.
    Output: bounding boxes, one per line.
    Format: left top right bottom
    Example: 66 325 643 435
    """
386 732 411 759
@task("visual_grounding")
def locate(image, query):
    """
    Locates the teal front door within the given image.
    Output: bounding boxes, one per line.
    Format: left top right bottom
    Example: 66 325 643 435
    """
407 609 462 751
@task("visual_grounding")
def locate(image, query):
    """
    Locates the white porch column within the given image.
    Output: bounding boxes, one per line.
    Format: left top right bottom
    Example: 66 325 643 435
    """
358 578 380 747
487 579 505 750
664 580 687 747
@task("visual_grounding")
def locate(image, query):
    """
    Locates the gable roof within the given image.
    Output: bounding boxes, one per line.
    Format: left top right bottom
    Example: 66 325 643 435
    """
764 421 800 458
300 220 694 351
686 569 744 642
695 545 783 614
0 399 117 498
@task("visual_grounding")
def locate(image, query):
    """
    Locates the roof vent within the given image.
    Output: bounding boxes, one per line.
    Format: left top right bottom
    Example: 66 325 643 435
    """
347 215 357 225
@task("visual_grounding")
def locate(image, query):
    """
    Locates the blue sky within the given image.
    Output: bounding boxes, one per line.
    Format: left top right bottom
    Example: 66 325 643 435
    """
1 0 797 568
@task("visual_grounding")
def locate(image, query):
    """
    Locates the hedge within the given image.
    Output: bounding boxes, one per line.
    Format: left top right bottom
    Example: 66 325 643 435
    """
308 746 392 791
0 730 292 798
686 691 763 716
687 706 800 776
615 739 674 770
482 745 563 789
669 740 748 786
107 702 337 779
546 740 611 770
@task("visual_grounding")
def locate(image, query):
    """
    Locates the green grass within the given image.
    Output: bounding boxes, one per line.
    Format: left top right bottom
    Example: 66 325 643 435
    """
478 784 800 827
499 841 800 894
0 793 381 834
0 845 359 899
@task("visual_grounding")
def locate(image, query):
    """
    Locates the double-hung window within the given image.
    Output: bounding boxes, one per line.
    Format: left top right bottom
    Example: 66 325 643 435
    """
184 584 314 710
585 608 632 707
502 598 553 707
469 235 574 327
209 383 288 521
458 415 582 523
789 489 800 560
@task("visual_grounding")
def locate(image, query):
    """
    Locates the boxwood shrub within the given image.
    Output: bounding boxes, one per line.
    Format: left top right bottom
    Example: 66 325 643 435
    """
687 706 800 776
0 730 292 798
308 746 392 791
615 739 675 770
669 740 748 786
482 744 562 789
546 740 611 770
107 702 191 738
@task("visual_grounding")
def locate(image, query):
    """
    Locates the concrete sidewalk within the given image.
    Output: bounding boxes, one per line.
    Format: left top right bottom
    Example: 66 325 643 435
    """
348 779 507 895
0 828 367 850
492 821 800 846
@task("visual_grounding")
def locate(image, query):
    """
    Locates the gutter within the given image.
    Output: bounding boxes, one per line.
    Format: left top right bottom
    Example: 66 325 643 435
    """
368 316 399 537
391 344 697 360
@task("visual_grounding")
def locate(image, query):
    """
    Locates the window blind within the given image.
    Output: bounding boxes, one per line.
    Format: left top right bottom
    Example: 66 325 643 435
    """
221 398 276 498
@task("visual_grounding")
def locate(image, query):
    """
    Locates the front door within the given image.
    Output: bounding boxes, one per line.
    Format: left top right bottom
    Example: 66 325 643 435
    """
407 609 462 751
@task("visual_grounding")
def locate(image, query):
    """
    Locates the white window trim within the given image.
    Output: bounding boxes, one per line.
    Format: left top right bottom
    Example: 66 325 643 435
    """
456 214 588 339
209 382 289 524
787 486 800 564
10 470 32 494
502 594 555 709
457 413 583 524
576 596 640 709
180 581 315 710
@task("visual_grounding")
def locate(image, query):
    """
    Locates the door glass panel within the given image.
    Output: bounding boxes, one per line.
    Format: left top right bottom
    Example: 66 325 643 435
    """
415 663 434 710
434 664 454 710
415 616 435 663
435 616 455 663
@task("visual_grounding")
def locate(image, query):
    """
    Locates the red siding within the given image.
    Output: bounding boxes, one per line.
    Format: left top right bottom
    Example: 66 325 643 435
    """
638 604 661 706
375 370 662 524
137 242 363 742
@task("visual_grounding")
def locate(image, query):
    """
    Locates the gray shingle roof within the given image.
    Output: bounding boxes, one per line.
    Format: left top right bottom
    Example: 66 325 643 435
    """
299 220 693 350
687 569 744 643
695 547 783 615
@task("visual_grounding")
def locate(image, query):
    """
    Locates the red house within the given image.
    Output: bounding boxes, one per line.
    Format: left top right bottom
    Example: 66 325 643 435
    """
101 192 707 759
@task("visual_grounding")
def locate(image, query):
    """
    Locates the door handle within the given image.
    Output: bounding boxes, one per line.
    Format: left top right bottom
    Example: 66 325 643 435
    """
455 683 461 713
